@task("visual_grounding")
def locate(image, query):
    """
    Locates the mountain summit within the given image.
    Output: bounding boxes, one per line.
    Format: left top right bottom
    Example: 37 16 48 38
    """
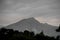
6 17 60 37
6 17 41 31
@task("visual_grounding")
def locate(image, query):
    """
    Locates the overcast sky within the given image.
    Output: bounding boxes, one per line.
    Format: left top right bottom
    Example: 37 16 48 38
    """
0 0 60 26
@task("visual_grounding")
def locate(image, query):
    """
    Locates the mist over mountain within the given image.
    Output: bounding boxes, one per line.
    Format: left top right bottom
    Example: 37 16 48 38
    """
0 25 4 28
5 17 60 37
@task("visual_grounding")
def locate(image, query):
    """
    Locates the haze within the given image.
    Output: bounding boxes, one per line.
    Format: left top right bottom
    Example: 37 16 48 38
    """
0 0 60 26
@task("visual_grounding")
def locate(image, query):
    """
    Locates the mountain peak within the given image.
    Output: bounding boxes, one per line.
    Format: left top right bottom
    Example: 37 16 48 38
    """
27 17 35 20
20 17 36 22
5 17 60 37
17 17 40 24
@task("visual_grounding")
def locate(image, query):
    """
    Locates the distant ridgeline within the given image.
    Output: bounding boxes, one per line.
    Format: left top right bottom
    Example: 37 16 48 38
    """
0 18 60 40
0 28 60 40
0 25 4 28
5 18 60 37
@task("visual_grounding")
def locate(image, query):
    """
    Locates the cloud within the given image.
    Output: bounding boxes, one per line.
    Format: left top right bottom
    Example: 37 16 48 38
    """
0 0 60 26
35 17 60 26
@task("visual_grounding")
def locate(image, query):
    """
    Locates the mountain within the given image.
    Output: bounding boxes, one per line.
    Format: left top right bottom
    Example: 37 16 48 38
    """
5 17 60 37
0 25 3 28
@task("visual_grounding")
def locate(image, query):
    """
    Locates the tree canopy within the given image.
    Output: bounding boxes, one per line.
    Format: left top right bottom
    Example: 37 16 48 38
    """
0 28 60 40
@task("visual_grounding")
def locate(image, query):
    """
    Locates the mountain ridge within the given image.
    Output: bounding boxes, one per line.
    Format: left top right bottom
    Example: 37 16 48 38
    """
5 17 60 37
0 25 4 28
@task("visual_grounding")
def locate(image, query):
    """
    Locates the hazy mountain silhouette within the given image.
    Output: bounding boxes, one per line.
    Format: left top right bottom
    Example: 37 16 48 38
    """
5 17 60 37
0 25 3 28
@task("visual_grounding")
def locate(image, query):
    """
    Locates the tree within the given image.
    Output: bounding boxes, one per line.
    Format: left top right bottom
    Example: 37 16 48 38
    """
56 25 60 32
56 36 60 40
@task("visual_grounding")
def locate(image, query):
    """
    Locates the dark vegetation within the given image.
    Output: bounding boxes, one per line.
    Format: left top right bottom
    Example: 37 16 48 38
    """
0 26 60 40
56 25 60 32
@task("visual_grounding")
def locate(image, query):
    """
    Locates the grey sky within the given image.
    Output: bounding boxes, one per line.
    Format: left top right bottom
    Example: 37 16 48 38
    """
0 0 60 26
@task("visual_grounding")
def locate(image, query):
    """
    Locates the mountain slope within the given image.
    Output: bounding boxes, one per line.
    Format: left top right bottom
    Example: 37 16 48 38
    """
0 25 4 28
6 18 60 37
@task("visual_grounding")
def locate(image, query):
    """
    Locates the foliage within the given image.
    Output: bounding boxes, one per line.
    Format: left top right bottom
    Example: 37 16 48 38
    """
0 28 60 40
56 25 60 32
